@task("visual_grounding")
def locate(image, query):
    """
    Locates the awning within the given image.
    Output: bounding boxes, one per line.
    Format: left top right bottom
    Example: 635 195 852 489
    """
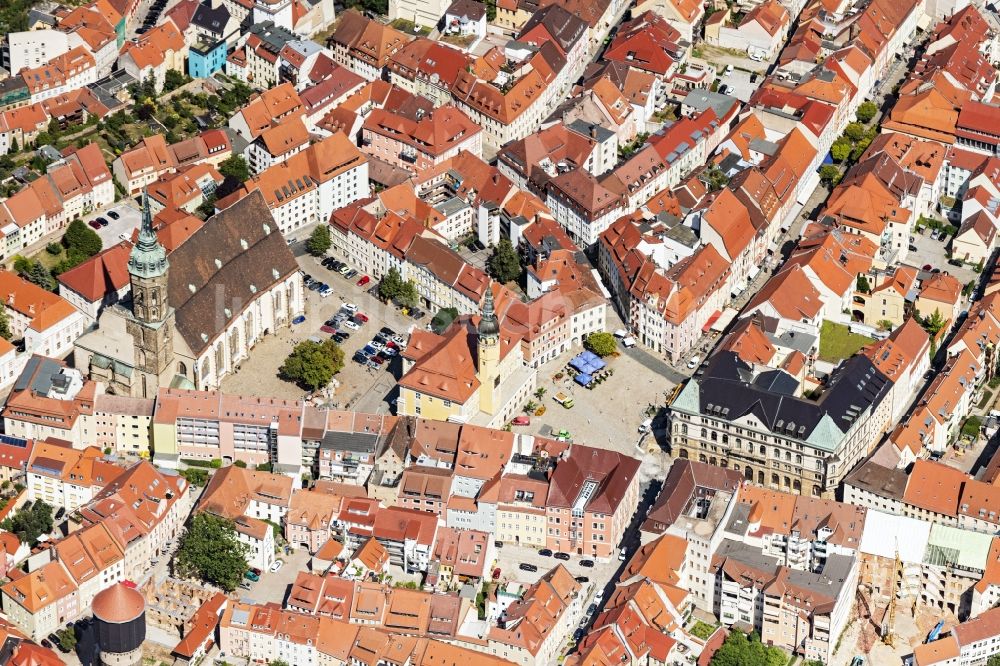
574 373 592 386
710 308 739 333
917 13 932 30
702 310 722 333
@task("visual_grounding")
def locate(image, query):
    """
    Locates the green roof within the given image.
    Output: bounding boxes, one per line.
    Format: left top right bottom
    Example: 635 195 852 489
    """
671 380 699 413
805 413 844 453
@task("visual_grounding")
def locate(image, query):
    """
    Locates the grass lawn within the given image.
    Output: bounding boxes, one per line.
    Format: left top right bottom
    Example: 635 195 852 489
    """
689 620 717 641
819 320 872 363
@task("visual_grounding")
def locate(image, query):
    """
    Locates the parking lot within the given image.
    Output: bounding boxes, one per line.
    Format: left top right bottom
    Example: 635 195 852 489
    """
908 226 978 289
92 201 142 248
220 250 425 408
715 66 760 103
235 548 311 606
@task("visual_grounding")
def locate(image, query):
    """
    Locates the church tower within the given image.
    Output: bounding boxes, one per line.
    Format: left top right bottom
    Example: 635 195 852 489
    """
125 190 174 397
478 286 500 415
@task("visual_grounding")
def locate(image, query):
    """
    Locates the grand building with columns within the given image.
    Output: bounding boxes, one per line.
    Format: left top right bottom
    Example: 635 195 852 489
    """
74 190 304 399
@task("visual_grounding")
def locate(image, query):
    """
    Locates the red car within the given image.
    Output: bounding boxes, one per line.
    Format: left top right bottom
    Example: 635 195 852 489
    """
492 567 501 580
512 415 531 426
922 264 933 271
320 324 337 334
354 312 369 323
89 220 102 229
357 275 370 287
386 341 399 350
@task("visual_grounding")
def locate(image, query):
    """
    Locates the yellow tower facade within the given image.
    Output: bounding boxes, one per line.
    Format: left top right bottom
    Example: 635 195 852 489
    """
478 287 501 415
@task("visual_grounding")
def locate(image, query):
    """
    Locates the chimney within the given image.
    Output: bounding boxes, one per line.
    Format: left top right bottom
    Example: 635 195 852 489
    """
590 125 597 138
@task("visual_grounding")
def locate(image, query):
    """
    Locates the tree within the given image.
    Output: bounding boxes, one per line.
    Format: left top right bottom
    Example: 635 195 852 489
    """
704 166 729 191
856 274 871 293
986 654 1000 666
819 165 842 187
280 338 345 390
710 630 787 666
877 319 894 331
856 101 878 123
583 332 618 357
962 415 983 439
485 0 496 20
431 307 459 334
378 266 404 301
63 219 103 257
0 501 53 546
919 308 947 338
307 225 332 256
23 260 56 291
830 137 852 162
487 238 522 284
180 468 208 486
0 307 11 341
844 122 865 142
163 69 189 92
57 628 76 653
175 513 249 592
218 155 250 183
197 193 218 219
398 280 419 308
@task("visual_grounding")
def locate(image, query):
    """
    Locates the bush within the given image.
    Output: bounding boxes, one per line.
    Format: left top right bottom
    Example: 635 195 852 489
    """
180 468 209 486
45 242 62 255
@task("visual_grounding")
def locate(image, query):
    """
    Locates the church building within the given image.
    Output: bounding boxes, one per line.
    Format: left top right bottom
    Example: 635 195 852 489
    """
74 190 304 401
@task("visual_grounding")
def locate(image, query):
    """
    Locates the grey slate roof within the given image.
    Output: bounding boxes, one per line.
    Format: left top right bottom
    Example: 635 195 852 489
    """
167 190 299 355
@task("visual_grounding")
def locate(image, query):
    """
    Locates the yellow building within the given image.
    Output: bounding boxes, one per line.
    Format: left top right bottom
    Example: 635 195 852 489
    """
397 288 536 428
854 265 918 328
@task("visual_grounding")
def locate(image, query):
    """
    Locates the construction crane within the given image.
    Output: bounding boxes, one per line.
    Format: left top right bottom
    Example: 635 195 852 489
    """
882 548 901 647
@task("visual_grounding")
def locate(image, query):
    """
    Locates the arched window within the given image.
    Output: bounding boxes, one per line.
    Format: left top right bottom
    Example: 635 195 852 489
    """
771 473 779 486
177 362 187 377
201 358 210 380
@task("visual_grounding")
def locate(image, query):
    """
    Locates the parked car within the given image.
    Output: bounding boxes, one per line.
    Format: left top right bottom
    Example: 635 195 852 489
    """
512 415 531 426
363 345 379 356
554 552 570 561
357 275 370 286
365 359 380 370
380 327 395 336
251 567 262 576
333 333 349 343
519 563 538 572
89 220 102 229
292 315 306 325
319 286 333 297
308 281 323 291
492 567 502 580
342 303 359 312
96 217 109 227
371 354 385 365
922 264 933 271
579 559 595 568
574 576 589 584
538 548 553 557
343 320 360 330
270 560 284 573
40 640 52 650
320 324 337 334
345 269 358 279
245 571 260 581
107 210 120 220
354 312 369 323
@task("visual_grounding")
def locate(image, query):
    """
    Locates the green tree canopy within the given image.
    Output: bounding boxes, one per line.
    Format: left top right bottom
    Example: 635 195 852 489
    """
378 266 404 301
63 219 103 257
431 307 459 334
583 332 618 357
844 122 865 142
280 338 345 390
176 513 249 592
487 238 522 284
307 225 332 256
856 274 871 293
919 308 947 338
0 308 11 341
218 155 251 183
0 501 53 546
856 101 878 123
831 137 852 162
819 165 842 187
163 70 190 93
710 631 787 666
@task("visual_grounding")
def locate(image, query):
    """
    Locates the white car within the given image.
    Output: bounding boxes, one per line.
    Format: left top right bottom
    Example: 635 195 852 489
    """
270 560 284 573
319 287 332 297
343 320 361 331
391 334 406 346
342 303 359 313
687 356 701 369
370 341 387 352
